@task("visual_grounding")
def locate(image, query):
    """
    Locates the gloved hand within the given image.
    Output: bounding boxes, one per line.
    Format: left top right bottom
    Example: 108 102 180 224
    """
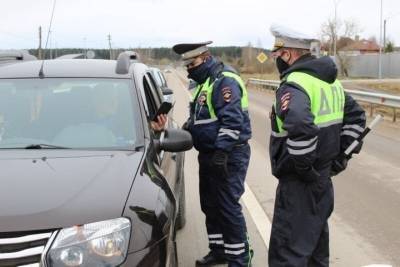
352 140 363 154
212 150 228 177
182 118 191 131
331 156 349 176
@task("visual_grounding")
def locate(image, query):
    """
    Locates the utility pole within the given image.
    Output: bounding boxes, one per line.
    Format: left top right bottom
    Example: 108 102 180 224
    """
38 26 43 60
383 19 387 51
378 0 383 79
49 30 52 59
333 3 337 57
383 12 400 53
107 34 113 60
333 0 341 58
83 37 87 59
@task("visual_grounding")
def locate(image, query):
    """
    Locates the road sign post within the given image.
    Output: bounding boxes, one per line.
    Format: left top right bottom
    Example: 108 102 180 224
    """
257 52 268 79
257 52 268 64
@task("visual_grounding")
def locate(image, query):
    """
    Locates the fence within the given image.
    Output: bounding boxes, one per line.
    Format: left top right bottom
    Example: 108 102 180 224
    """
338 52 400 79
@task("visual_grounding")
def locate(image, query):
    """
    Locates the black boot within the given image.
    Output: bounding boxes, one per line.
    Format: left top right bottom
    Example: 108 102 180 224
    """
196 251 227 266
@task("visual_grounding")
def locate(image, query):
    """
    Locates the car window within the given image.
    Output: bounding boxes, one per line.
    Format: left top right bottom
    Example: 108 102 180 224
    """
0 78 138 149
143 76 160 118
158 72 167 87
145 74 163 105
142 75 166 161
152 70 164 88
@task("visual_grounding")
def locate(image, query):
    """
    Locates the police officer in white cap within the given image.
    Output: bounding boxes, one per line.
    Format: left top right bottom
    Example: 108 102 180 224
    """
268 25 366 266
173 42 253 267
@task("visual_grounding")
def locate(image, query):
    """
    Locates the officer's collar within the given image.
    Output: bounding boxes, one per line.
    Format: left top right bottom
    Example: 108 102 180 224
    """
280 54 314 79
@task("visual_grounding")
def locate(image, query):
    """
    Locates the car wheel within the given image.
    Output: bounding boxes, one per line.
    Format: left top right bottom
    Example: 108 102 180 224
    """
175 163 186 230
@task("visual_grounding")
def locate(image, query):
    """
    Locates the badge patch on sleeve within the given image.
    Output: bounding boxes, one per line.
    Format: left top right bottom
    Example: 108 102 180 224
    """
280 92 291 111
222 87 232 103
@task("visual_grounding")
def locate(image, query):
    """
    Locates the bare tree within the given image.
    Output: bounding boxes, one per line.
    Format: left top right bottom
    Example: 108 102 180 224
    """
320 17 362 77
343 19 363 39
320 18 339 55
320 18 362 55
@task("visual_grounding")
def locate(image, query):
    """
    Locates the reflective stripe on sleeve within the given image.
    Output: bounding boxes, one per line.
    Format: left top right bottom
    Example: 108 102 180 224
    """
342 124 364 133
219 128 240 135
287 142 318 155
194 118 218 125
218 132 240 140
218 128 240 140
286 136 318 147
341 130 360 139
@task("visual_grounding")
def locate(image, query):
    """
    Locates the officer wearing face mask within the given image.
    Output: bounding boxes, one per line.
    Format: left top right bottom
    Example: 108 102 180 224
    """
268 25 366 266
172 41 253 267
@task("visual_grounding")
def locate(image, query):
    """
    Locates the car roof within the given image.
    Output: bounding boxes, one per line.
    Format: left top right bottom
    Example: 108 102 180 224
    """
0 59 144 79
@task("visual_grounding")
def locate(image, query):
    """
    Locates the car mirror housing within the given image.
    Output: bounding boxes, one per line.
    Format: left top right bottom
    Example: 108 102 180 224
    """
154 129 193 152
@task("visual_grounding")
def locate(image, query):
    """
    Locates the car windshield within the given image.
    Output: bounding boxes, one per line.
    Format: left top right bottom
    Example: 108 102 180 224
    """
0 78 138 149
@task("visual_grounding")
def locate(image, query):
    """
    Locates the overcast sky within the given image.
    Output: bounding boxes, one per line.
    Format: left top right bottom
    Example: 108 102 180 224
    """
1 0 399 50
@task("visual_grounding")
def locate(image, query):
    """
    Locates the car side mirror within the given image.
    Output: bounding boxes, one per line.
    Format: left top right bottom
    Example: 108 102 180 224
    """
162 88 173 96
154 129 193 152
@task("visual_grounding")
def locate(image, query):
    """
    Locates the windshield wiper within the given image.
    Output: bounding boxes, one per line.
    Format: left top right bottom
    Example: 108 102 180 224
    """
24 144 70 149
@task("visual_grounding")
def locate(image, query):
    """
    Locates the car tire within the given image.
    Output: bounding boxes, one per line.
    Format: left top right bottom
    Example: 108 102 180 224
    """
175 162 186 230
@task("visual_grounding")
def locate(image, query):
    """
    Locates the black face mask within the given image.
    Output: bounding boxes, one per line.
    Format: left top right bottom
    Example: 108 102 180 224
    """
276 56 290 74
187 59 210 84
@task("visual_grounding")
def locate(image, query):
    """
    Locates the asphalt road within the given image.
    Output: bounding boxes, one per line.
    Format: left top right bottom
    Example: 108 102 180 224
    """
165 69 399 267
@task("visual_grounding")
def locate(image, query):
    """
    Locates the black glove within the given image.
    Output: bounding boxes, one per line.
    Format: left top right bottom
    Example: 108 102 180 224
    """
212 150 228 176
295 164 320 183
182 119 191 131
331 156 349 176
351 140 363 154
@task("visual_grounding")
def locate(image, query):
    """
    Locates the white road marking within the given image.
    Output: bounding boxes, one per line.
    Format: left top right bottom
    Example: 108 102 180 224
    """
175 70 272 249
361 265 392 267
242 183 272 248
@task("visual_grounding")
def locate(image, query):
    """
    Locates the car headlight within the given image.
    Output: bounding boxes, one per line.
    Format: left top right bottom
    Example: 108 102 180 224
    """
47 218 131 267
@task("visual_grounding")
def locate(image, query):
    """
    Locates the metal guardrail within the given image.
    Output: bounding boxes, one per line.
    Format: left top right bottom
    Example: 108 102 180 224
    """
247 79 280 89
344 89 400 109
247 78 400 122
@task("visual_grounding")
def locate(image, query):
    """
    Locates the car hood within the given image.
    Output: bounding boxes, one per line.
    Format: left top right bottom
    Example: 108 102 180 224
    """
0 150 144 232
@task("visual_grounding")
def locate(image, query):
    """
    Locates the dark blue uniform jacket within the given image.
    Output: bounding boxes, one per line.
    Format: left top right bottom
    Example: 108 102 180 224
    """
188 57 252 153
270 55 366 180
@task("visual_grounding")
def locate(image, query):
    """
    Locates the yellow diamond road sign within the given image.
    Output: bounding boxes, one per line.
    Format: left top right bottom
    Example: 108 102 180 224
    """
257 52 268 63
